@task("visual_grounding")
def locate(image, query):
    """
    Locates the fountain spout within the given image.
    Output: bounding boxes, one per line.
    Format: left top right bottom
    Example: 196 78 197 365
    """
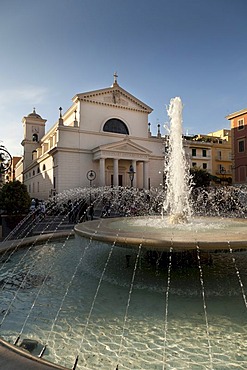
163 97 192 223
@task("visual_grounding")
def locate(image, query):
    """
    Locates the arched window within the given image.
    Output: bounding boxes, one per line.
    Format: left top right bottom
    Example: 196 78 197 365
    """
32 133 38 142
32 150 37 160
103 119 129 135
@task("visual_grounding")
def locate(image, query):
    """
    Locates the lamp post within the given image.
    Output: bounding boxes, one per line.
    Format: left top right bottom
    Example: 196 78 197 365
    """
128 164 135 187
220 166 226 185
0 146 12 174
86 170 96 204
0 145 12 184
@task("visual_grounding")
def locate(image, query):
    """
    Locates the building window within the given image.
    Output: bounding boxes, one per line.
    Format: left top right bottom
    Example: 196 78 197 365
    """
217 150 222 160
238 139 245 153
32 170 35 176
42 164 46 171
238 119 244 130
192 162 197 167
32 133 39 142
203 163 207 170
32 150 37 160
202 149 207 157
103 119 129 135
192 148 196 156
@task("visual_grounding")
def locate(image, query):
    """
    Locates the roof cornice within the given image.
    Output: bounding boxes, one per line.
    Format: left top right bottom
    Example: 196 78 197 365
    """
226 108 247 120
72 84 153 114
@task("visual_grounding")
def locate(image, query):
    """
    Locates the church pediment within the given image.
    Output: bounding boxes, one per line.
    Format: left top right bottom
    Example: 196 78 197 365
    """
73 84 153 114
92 138 152 161
103 139 151 153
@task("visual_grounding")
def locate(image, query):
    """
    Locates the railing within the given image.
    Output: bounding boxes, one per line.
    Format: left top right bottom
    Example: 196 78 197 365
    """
190 155 211 159
216 170 232 175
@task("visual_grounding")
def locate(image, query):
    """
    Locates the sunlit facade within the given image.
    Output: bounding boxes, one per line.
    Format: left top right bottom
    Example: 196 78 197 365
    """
227 109 247 184
15 76 164 200
15 76 234 200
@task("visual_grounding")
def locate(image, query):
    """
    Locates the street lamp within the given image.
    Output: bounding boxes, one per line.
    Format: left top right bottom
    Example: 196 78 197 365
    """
86 170 96 204
220 166 226 184
128 165 135 187
0 146 12 185
0 146 12 174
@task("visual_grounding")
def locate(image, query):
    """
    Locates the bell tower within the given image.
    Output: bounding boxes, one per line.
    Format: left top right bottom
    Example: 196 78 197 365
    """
21 108 46 169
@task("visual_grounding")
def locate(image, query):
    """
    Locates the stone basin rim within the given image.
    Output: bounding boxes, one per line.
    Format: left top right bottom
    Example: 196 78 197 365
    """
74 216 247 251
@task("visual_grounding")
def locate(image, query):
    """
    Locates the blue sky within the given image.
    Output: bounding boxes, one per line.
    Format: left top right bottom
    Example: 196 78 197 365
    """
1 0 247 156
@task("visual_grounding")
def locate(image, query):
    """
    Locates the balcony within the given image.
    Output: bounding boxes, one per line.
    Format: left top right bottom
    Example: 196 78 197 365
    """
190 154 211 160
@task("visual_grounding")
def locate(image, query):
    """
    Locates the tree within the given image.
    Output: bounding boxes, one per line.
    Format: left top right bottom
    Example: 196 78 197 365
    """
190 167 211 188
0 180 31 214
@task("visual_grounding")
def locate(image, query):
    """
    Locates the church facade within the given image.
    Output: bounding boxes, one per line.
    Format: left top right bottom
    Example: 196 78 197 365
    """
15 76 164 200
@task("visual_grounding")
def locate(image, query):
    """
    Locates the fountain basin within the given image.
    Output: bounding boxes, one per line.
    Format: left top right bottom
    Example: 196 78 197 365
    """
1 228 247 369
75 216 247 251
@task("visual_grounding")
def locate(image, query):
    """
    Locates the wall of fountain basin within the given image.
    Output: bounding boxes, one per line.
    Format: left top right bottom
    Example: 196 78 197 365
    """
74 215 247 251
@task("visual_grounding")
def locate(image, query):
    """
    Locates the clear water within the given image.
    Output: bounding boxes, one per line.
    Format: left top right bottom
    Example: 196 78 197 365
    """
1 236 247 369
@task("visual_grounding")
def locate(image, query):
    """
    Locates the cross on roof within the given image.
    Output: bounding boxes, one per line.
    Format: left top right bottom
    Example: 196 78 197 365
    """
113 72 118 84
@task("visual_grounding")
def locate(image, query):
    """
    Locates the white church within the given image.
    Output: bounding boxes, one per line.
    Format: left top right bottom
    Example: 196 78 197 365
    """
15 74 165 200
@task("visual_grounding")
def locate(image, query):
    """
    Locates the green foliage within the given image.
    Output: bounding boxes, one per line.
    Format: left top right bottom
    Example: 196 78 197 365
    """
0 180 31 214
190 167 211 188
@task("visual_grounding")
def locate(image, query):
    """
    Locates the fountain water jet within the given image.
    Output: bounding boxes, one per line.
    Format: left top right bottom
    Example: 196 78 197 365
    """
163 97 192 224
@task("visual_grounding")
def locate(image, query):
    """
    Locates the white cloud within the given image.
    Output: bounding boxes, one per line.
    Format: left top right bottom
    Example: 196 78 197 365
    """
0 85 48 108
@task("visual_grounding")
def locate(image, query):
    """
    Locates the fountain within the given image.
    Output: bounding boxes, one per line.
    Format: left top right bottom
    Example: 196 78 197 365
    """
75 98 247 251
1 98 247 369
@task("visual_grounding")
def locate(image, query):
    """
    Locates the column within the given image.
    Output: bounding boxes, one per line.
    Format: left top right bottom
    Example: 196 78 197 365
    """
99 158 105 186
132 160 137 188
143 161 149 189
113 158 119 186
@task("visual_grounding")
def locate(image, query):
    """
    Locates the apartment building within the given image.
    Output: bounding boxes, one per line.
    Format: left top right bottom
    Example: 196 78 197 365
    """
184 129 232 184
226 108 247 184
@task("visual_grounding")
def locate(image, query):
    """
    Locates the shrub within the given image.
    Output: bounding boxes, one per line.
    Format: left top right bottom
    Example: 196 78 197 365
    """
190 167 211 188
0 180 31 214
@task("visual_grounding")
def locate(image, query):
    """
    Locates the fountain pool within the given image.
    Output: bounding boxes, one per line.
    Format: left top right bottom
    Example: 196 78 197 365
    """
1 233 247 370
